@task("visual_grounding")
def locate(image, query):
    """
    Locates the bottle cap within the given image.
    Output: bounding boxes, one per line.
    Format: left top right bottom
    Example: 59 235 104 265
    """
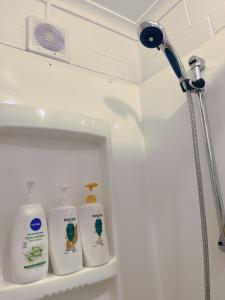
26 181 35 203
60 185 70 205
84 183 98 203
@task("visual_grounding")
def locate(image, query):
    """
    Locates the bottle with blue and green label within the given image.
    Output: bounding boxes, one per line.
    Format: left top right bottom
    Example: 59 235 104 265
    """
48 185 83 275
78 183 109 267
9 181 48 284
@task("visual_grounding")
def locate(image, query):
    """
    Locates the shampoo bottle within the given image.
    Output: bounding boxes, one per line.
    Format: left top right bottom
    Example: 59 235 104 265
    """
9 181 48 284
48 185 82 275
78 183 109 267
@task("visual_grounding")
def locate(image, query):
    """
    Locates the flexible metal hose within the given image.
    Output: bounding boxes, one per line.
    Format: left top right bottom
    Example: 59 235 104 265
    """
186 91 210 300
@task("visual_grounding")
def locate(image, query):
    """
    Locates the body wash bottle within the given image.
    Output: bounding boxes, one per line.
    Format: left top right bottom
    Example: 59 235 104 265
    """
78 183 109 267
9 181 48 284
48 185 82 275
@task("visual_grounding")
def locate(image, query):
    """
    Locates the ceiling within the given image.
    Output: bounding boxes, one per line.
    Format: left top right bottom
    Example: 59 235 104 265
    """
55 0 173 40
85 0 158 23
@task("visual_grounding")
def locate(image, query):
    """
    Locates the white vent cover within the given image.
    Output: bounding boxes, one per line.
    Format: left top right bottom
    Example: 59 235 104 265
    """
27 16 69 62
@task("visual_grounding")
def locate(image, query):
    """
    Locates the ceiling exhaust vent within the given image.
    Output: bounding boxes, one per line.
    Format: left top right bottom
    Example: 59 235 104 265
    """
26 16 69 63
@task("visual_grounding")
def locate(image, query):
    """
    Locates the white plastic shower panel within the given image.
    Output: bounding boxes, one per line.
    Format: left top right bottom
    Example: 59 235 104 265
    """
0 104 117 300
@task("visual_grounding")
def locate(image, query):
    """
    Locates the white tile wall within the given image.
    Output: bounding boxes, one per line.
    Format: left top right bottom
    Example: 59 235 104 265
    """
210 1 225 33
0 0 141 83
0 0 45 28
186 0 222 24
0 21 25 49
141 52 168 81
140 0 225 81
51 6 140 66
1 0 225 83
159 0 190 40
70 43 139 82
173 17 212 57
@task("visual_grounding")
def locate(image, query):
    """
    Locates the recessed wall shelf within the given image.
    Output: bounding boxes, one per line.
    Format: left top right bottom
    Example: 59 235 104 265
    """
0 103 117 300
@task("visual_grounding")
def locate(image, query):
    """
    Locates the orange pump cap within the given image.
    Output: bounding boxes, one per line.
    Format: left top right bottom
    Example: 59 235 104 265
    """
84 183 98 203
84 182 98 191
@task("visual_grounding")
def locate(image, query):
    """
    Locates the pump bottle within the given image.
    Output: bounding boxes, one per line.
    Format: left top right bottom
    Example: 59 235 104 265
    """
48 185 83 275
9 181 48 284
78 183 109 267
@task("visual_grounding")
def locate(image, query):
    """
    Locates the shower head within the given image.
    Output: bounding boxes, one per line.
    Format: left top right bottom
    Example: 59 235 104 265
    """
139 21 167 49
139 21 198 92
138 20 205 92
139 21 188 81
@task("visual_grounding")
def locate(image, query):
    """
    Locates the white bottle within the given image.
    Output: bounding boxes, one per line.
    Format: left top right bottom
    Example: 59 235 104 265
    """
9 181 48 284
48 185 83 275
78 183 110 267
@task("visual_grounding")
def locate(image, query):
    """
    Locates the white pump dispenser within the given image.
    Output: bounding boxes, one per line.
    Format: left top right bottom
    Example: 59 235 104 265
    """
48 185 83 275
27 181 35 203
9 181 48 284
59 185 69 205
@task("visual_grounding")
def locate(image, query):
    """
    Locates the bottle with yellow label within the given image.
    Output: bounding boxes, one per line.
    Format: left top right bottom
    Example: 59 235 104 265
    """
78 183 110 267
48 185 82 275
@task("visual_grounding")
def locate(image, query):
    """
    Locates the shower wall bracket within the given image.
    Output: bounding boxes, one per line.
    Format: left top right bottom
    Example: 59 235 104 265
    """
180 78 205 93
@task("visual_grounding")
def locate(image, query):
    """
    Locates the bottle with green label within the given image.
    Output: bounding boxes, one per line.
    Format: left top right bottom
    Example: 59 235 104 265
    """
78 183 109 267
9 181 48 284
48 185 83 275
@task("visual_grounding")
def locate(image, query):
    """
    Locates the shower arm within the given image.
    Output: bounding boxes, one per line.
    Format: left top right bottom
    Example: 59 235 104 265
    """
189 56 225 251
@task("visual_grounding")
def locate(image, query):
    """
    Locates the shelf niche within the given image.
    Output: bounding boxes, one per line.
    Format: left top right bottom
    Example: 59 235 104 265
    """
0 103 117 300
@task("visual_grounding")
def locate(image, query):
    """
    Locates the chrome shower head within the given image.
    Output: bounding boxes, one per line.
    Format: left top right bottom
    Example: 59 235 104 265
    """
139 20 189 85
138 20 205 92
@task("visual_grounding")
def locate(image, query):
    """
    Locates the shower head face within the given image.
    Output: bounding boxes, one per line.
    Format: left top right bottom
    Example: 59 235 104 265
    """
139 21 166 48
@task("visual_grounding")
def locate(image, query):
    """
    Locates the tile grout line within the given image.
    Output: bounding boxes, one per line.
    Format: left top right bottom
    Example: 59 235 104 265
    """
135 0 160 24
0 40 140 85
158 0 181 21
183 0 191 26
37 0 138 41
207 16 214 38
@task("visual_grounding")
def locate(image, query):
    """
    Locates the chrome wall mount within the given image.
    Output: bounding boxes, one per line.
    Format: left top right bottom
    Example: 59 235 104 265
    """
189 56 225 252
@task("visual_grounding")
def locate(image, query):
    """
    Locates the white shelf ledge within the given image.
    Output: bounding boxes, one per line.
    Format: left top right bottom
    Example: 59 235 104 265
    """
0 103 110 139
0 258 117 300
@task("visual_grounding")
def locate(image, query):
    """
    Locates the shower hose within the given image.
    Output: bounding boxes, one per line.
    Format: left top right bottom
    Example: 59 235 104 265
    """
187 91 210 300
